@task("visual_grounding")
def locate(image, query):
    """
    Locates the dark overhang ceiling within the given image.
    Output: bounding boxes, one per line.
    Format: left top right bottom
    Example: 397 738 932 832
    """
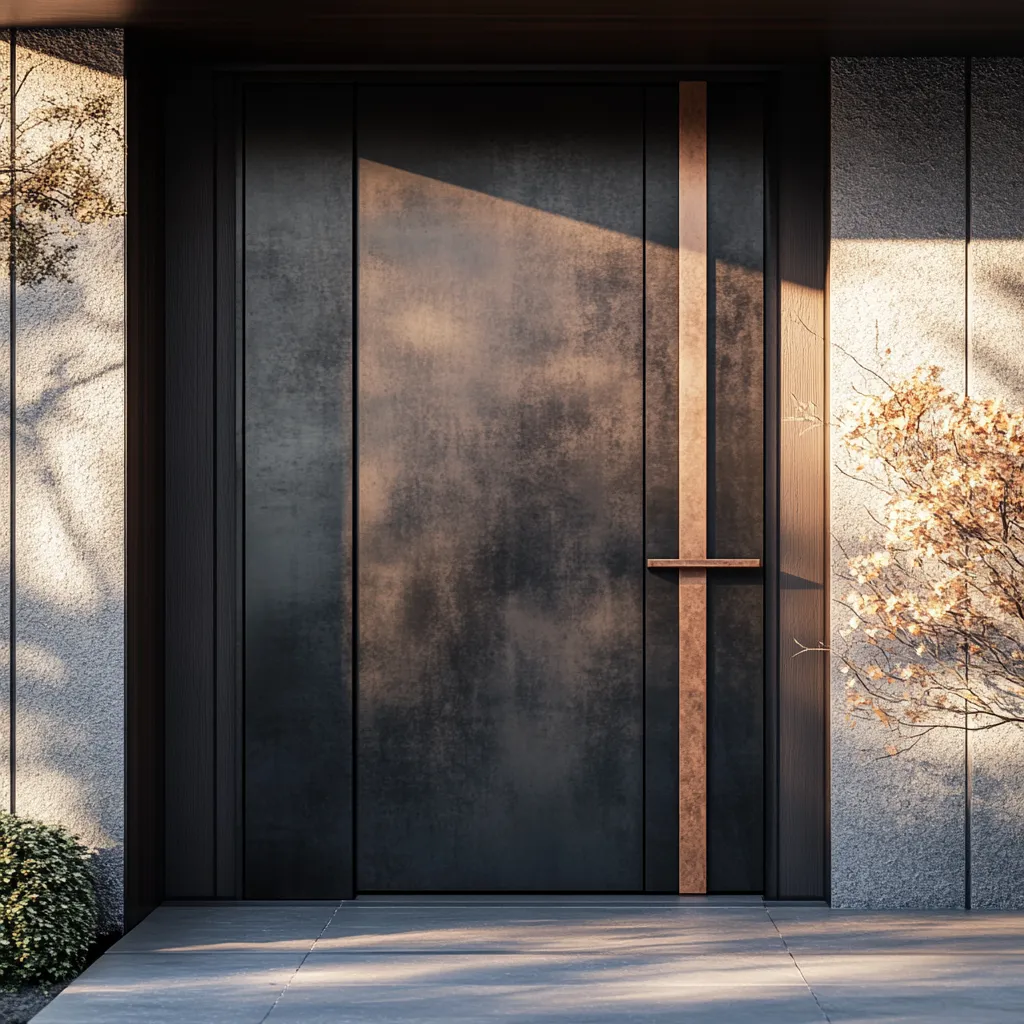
5 0 1024 60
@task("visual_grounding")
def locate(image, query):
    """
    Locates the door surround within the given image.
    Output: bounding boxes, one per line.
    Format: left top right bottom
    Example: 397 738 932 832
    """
126 61 828 923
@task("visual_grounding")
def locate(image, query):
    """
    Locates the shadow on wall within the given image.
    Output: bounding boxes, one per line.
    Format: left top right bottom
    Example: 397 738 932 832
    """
0 28 125 932
829 262 1024 911
828 56 1024 909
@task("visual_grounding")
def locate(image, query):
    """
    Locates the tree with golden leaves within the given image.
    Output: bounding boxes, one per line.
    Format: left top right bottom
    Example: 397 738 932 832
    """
0 59 122 286
837 362 1024 754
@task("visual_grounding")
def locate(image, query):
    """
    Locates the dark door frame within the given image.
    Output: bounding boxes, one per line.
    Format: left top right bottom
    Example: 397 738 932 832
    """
126 50 828 926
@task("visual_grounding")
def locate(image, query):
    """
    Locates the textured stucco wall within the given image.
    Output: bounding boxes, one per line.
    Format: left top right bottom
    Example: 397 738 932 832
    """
966 58 1024 909
1 28 124 931
830 57 967 908
0 35 11 819
832 57 1024 909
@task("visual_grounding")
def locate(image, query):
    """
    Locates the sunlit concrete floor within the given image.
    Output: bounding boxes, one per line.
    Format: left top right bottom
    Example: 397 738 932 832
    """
31 896 1024 1023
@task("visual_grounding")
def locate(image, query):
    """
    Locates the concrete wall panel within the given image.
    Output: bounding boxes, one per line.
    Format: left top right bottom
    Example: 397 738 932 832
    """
830 57 967 908
12 28 124 931
967 57 1024 910
0 32 12 817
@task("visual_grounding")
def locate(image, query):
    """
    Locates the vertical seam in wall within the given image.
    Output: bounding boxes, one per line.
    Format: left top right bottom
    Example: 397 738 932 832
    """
121 42 129 911
8 29 15 817
235 79 246 899
211 75 219 894
822 61 832 905
640 86 647 891
350 83 359 896
963 54 973 912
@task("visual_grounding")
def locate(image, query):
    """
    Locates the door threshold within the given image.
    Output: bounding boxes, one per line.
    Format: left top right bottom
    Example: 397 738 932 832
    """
353 893 766 906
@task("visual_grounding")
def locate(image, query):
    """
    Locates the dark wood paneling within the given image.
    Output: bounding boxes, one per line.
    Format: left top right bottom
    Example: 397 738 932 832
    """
773 65 828 900
124 30 166 928
762 72 782 902
357 85 644 891
164 68 217 900
243 83 354 899
643 85 680 894
706 83 765 894
214 76 241 900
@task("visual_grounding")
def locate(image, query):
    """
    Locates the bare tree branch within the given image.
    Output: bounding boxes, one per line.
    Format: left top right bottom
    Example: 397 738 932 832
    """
837 363 1024 752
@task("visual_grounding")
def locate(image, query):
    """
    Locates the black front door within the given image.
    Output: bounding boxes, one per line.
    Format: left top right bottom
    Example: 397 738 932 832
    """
231 78 765 897
356 86 645 891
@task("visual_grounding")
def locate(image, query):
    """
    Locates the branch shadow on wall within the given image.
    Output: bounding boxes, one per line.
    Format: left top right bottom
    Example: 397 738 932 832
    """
0 29 125 932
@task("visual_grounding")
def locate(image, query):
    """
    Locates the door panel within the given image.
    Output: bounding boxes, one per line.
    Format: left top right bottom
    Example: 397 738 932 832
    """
642 85 682 893
243 84 355 898
356 86 645 891
706 84 765 893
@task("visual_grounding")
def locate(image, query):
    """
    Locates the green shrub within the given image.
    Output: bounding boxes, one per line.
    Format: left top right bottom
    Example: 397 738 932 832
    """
0 813 97 989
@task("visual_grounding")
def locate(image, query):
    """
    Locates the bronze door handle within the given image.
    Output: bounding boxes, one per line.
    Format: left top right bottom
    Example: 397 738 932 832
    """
646 558 761 569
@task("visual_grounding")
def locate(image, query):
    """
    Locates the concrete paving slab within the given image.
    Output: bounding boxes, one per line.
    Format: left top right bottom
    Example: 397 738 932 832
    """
768 908 1024 954
792 951 1024 986
30 953 305 1024
315 904 781 954
110 904 341 953
265 954 822 1023
29 900 1024 1023
792 949 1024 1019
811 985 1024 1023
301 950 807 985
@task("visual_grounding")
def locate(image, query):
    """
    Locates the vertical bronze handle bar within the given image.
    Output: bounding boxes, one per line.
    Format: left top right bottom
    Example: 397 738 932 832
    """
672 80 765 894
676 82 708 896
